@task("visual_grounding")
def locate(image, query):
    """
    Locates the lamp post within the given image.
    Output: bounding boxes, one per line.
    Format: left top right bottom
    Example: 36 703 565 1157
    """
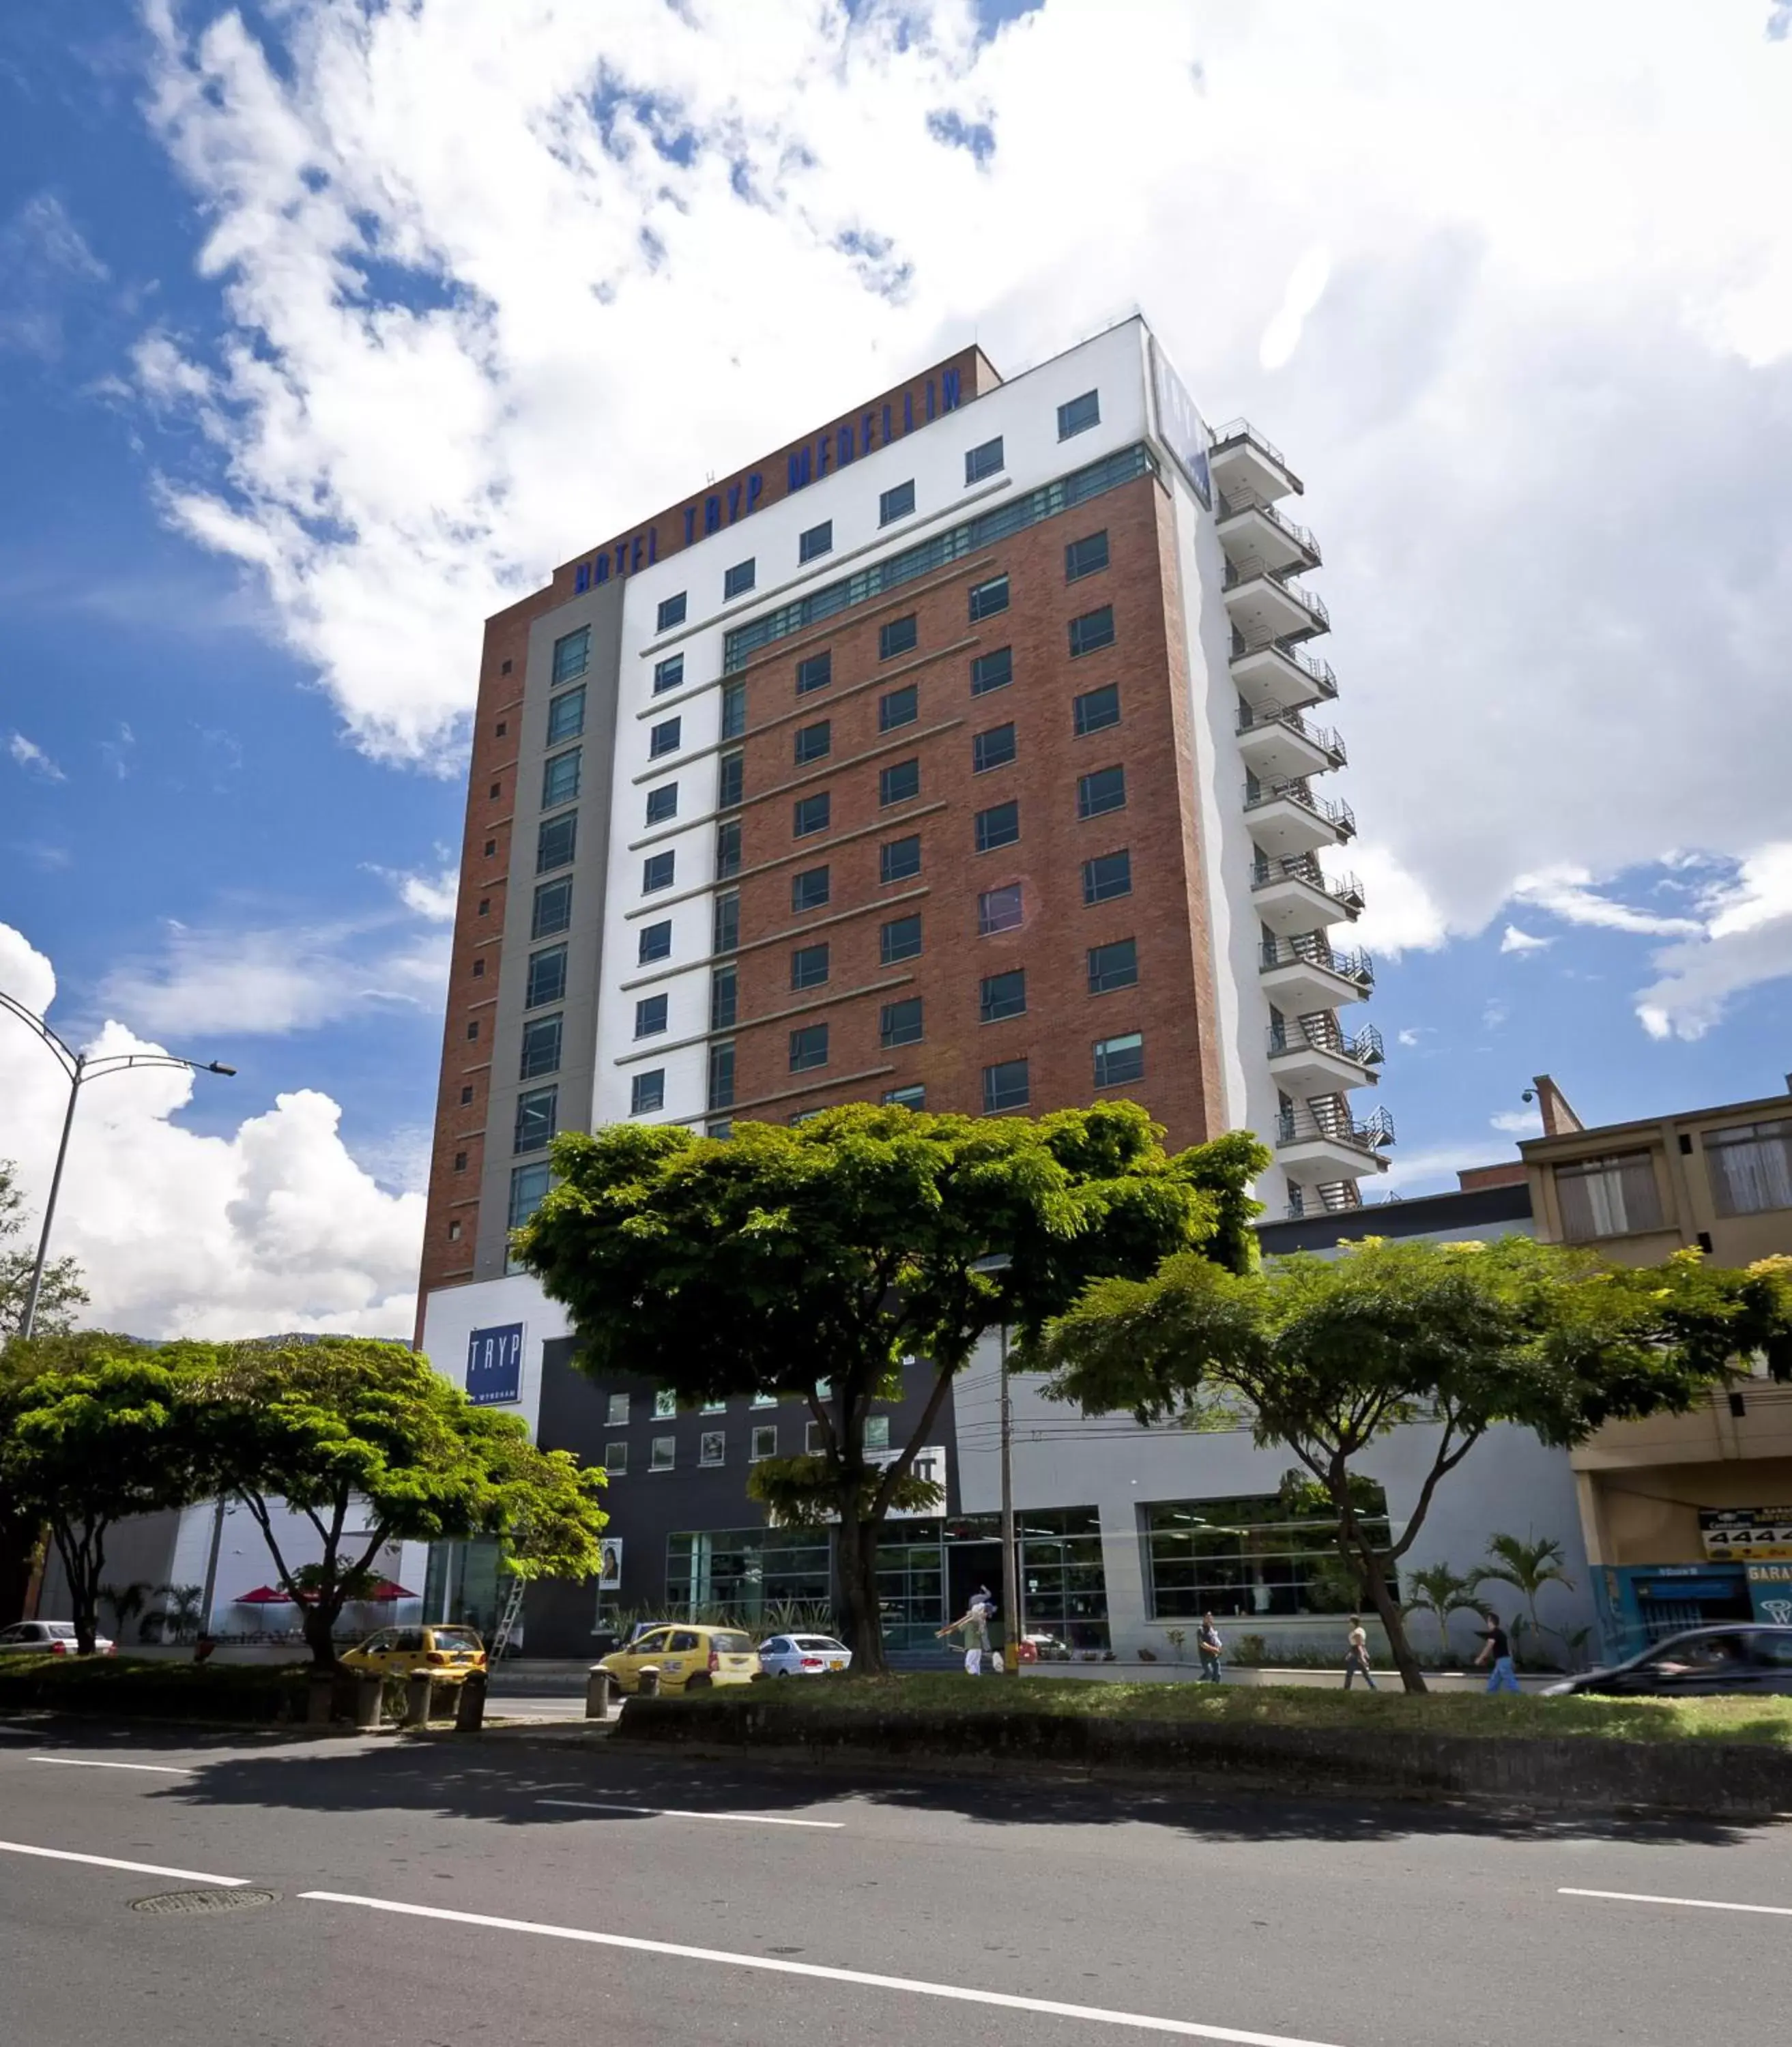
0 990 235 1341
972 1253 1022 1675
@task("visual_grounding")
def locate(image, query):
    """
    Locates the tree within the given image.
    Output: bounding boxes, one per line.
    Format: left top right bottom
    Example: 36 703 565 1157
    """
0 1159 87 1339
1041 1238 1792 1692
194 1338 609 1670
518 1102 1265 1674
1400 1563 1486 1667
1478 1531 1575 1665
98 1580 153 1646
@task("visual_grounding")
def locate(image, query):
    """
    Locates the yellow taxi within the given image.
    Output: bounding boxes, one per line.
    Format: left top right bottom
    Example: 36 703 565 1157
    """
598 1623 760 1695
341 1623 487 1682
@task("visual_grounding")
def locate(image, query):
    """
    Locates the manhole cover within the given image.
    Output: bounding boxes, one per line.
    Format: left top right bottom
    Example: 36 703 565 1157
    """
131 1887 278 1916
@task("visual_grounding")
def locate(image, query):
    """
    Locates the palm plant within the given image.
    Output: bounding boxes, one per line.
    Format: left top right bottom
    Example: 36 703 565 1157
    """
1478 1533 1575 1665
153 1582 205 1644
1400 1563 1485 1667
98 1580 151 1644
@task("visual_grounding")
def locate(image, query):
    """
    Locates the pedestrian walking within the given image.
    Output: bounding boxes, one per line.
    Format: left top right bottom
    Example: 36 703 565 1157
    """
1473 1610 1520 1693
1197 1612 1224 1683
1342 1614 1377 1689
938 1593 994 1675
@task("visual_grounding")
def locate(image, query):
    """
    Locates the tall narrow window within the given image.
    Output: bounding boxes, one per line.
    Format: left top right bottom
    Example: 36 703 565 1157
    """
537 814 577 873
526 945 567 1007
717 751 745 809
514 1086 558 1154
532 878 573 938
519 1015 562 1078
551 626 590 684
710 963 738 1032
549 686 586 741
708 1039 736 1112
721 678 747 737
712 890 740 955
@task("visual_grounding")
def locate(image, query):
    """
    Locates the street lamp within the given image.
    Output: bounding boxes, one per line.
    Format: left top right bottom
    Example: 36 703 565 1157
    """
0 989 235 1341
972 1252 1022 1675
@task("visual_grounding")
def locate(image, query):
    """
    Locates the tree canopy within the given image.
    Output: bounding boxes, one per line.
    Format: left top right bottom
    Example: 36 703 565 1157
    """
0 1158 87 1340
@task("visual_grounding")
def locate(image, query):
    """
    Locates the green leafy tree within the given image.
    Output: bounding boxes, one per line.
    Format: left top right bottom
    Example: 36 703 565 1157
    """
519 1104 1265 1674
0 1159 88 1340
1041 1238 1792 1692
1400 1563 1487 1666
195 1338 608 1669
1479 1531 1576 1665
152 1582 205 1644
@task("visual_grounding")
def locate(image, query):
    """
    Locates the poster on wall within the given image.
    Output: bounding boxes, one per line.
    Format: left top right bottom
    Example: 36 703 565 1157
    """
465 1322 524 1406
1746 1563 1792 1625
1148 337 1213 511
1699 1507 1792 1561
598 1539 623 1592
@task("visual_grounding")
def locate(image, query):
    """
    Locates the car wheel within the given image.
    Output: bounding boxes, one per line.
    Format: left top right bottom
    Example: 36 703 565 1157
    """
775 1668 788 1677
685 1673 710 1692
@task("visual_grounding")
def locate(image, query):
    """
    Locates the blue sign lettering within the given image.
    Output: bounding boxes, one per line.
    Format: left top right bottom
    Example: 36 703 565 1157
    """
684 504 697 545
837 422 853 467
747 471 763 511
465 1322 523 1407
594 553 610 584
575 562 590 593
787 448 811 493
704 495 721 534
727 480 742 523
940 367 960 411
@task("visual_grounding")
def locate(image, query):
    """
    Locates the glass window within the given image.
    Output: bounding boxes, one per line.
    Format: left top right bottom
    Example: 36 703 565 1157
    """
1078 765 1127 818
965 435 1004 484
880 684 918 731
880 835 921 883
699 1430 726 1467
532 878 573 939
975 801 1020 853
710 964 737 1032
642 850 676 892
973 723 1016 774
980 970 1026 1023
790 1023 828 1073
537 813 577 873
864 1415 892 1452
515 1085 558 1154
884 1084 925 1109
654 1389 678 1419
752 1391 778 1408
551 626 590 684
519 1015 562 1078
968 573 1009 622
751 1425 777 1462
724 558 755 600
979 883 1023 935
653 653 684 695
650 1435 676 1471
549 686 586 742
792 865 830 912
717 751 744 810
791 942 830 990
650 716 682 759
1074 683 1121 736
1088 937 1139 994
1083 850 1132 904
1144 1490 1395 1621
508 1163 550 1231
880 480 916 525
701 1397 727 1414
880 914 922 964
800 519 833 563
606 1391 630 1426
970 646 1012 695
638 919 672 964
526 945 567 1007
793 792 830 838
805 1422 826 1455
1093 1032 1144 1088
1058 389 1100 439
712 890 739 955
715 819 741 878
794 719 831 765
635 993 668 1038
1065 529 1110 581
880 759 921 807
645 782 678 826
983 1059 1030 1113
880 614 918 660
796 650 832 696
631 1069 665 1116
881 998 923 1048
721 678 747 737
605 1440 628 1475
1069 605 1116 657
708 1039 736 1112
656 592 687 632
1555 1152 1666 1239
1705 1118 1792 1216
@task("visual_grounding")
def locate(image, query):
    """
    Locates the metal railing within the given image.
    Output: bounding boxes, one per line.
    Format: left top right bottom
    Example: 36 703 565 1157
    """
1276 1103 1396 1154
1267 1020 1385 1068
1230 634 1339 699
1215 488 1319 560
1250 854 1364 909
1210 418 1292 475
1236 702 1346 764
1285 1181 1365 1219
1260 935 1375 986
1243 778 1357 837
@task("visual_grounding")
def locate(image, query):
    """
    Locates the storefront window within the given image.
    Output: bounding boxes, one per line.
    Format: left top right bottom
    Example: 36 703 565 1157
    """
1144 1490 1394 1621
665 1528 832 1625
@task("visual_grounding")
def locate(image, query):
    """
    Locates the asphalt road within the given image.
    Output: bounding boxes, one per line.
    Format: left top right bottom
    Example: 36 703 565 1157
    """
1 1716 1788 2047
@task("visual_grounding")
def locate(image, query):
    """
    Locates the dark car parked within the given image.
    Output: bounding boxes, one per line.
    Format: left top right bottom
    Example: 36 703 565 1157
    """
1544 1625 1792 1697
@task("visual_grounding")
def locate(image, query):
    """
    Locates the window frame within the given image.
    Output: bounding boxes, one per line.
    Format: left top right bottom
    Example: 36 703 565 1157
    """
792 865 831 913
1065 529 1110 582
548 686 586 742
879 480 916 526
796 650 833 695
525 944 568 1008
799 519 833 563
879 683 919 731
879 614 919 660
880 914 923 965
880 996 924 1049
975 800 1020 854
880 835 921 883
1087 937 1140 995
1082 850 1133 905
790 942 830 991
794 718 832 766
519 1014 563 1079
789 1022 829 1073
979 968 1027 1024
983 1058 1030 1113
551 626 591 685
1069 604 1116 658
653 653 684 695
637 919 672 964
536 813 577 875
965 435 1005 484
723 557 756 600
532 877 573 940
1078 764 1128 819
972 723 1017 774
792 790 832 839
633 993 669 1039
1057 389 1101 439
879 758 921 807
644 781 678 826
656 592 687 633
631 1069 666 1116
970 646 1012 696
978 883 1023 935
642 850 676 893
649 716 682 759
1073 683 1121 737
967 572 1010 623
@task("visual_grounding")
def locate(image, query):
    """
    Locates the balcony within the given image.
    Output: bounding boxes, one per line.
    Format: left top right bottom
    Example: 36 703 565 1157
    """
1216 486 1320 578
1223 562 1329 647
1267 1019 1384 1099
1209 418 1304 504
1252 854 1363 936
1286 1180 1365 1220
1230 635 1338 716
1260 934 1374 1012
1276 1102 1396 1184
1243 775 1356 857
1236 701 1346 781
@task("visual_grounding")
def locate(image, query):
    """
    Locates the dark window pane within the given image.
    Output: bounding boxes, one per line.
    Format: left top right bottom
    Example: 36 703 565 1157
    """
654 653 684 695
880 998 923 1048
552 627 590 684
972 723 1016 774
649 716 682 758
635 993 668 1038
965 435 1004 484
879 684 918 731
631 1070 665 1115
715 819 741 879
883 1084 925 1109
543 749 581 809
1065 530 1110 581
791 942 830 990
710 965 737 1032
879 614 918 660
638 919 671 964
642 850 676 892
537 813 577 873
1073 684 1121 736
983 1059 1030 1112
792 865 830 912
796 650 832 695
880 914 922 964
800 520 833 562
519 1015 562 1079
532 878 573 939
1058 390 1100 439
720 679 747 737
717 751 744 809
880 835 921 883
1088 937 1138 993
656 592 687 631
1069 605 1116 657
975 801 1020 854
526 945 567 1007
970 646 1012 695
794 719 831 765
980 969 1026 1023
712 891 739 955
880 480 915 525
515 1085 557 1154
1083 850 1132 904
1094 1032 1145 1088
549 686 586 741
880 758 921 807
708 1039 736 1111
968 573 1009 622
790 1023 829 1072
645 782 678 826
1078 766 1127 818
508 1163 550 1231
793 792 830 838
724 557 755 599
978 884 1023 935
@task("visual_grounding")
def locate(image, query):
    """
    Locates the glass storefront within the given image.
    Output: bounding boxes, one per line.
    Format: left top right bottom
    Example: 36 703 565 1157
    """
1144 1490 1395 1620
665 1528 833 1627
423 1537 504 1637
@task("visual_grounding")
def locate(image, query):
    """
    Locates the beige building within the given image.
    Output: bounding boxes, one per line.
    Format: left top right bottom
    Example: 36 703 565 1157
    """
1520 1075 1792 1646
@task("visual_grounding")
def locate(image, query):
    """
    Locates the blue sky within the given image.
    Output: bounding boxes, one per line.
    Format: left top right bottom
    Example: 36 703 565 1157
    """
2 1 1790 1335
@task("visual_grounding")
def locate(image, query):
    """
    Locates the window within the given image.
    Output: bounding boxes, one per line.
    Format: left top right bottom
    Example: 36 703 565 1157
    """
520 1015 562 1078
880 480 915 525
1058 389 1100 439
975 801 1020 853
650 716 682 758
459 1086 473 1105
968 572 1009 622
656 592 687 632
549 686 586 742
724 557 756 600
1083 850 1132 904
642 850 676 892
631 1070 665 1115
1078 765 1127 818
526 945 567 1007
1069 605 1116 657
1074 683 1121 736
794 719 831 765
654 1389 678 1419
472 959 485 978
721 678 747 737
708 1039 736 1112
1144 1488 1396 1621
800 519 833 563
515 1085 557 1154
710 964 737 1032
983 1059 1030 1112
863 1414 891 1453
489 782 501 800
884 1084 925 1109
880 684 918 731
880 835 921 882
973 723 1016 774
454 1150 467 1170
717 751 744 809
552 626 590 684
790 1023 829 1073
880 914 922 964
465 1024 478 1043
650 1435 676 1472
635 993 668 1038
752 1391 778 1408
1065 529 1110 581
806 1421 826 1455
880 758 921 806
606 1391 630 1427
793 791 831 838
537 813 577 873
965 435 1004 484
712 890 739 954
880 614 918 660
791 942 830 990
1088 937 1139 994
1555 1152 1666 1239
701 1398 726 1414
707 1120 732 1139
698 1430 725 1468
478 898 490 916
796 650 832 695
484 839 495 856
605 1441 628 1476
980 970 1026 1023
751 1425 777 1462
644 782 678 826
1706 1118 1792 1216
715 819 741 877
792 865 830 913
638 919 672 964
1093 1032 1145 1088
653 653 684 695
508 1162 550 1230
881 998 923 1048
970 646 1012 696
978 883 1023 935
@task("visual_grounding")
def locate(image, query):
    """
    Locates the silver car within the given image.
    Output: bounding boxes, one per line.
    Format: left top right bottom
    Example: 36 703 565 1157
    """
758 1633 852 1677
0 1620 115 1656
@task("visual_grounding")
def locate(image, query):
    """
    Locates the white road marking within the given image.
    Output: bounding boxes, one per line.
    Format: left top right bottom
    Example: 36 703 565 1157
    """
30 1756 192 1775
1561 1886 1792 1919
0 1841 248 1887
298 1891 1348 2044
536 1798 843 1829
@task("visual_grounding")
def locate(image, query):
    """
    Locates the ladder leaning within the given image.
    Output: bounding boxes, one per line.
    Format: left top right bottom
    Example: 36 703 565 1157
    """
489 1576 526 1661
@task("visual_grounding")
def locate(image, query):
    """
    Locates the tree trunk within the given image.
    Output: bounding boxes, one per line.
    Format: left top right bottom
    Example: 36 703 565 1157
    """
301 1599 341 1670
834 1513 886 1676
1360 1554 1426 1693
55 1522 104 1656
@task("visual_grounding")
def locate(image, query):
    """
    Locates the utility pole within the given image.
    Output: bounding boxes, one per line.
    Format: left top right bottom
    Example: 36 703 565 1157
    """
998 1317 1023 1676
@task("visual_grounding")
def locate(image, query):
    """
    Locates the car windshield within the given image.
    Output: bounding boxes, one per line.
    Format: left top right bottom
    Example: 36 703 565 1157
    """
794 1637 846 1653
431 1629 481 1649
43 1624 76 1638
710 1631 756 1655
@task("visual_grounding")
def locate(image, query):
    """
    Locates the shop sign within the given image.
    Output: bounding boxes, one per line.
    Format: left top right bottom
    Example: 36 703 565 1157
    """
465 1322 524 1407
1699 1507 1792 1561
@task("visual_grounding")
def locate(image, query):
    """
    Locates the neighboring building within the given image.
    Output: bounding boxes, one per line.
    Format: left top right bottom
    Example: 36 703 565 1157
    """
1522 1073 1792 1651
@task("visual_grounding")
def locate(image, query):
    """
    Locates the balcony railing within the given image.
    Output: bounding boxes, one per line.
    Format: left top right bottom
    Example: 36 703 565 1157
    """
1243 777 1357 837
1211 418 1291 474
1268 1021 1385 1069
1230 633 1339 699
1277 1103 1396 1155
1215 487 1318 560
1285 1181 1365 1219
1260 935 1375 986
1222 560 1331 630
1251 853 1365 909
1236 701 1346 764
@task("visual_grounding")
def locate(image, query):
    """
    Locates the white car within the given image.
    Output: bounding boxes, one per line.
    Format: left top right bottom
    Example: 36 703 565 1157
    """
0 1621 115 1657
758 1633 852 1677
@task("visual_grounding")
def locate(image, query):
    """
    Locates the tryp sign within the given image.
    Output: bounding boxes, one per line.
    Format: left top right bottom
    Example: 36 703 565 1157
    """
465 1322 524 1407
1148 337 1213 511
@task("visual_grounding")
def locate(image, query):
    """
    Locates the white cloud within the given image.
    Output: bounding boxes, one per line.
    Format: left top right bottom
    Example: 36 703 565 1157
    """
1396 1027 1427 1049
1509 865 1703 939
1260 246 1332 371
371 861 460 923
1634 840 1792 1039
1499 924 1552 955
1346 844 1449 959
1489 1108 1544 1135
9 732 66 781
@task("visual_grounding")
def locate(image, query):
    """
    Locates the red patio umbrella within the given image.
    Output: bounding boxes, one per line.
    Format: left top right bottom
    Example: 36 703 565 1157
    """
233 1585 295 1605
362 1580 418 1601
